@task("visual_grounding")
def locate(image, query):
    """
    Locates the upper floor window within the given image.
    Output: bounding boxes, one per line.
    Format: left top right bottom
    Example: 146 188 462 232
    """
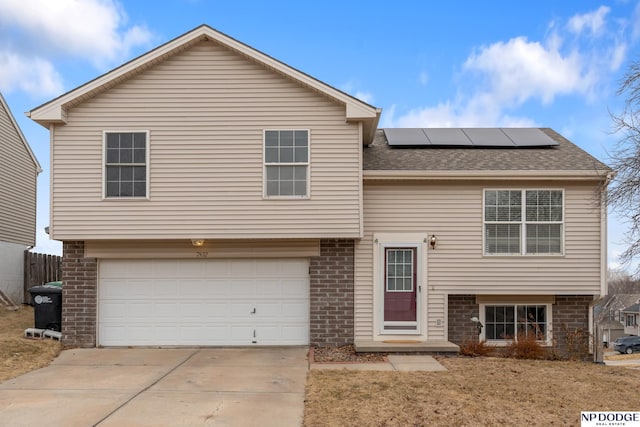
627 314 637 327
104 131 148 198
264 130 309 198
484 189 563 255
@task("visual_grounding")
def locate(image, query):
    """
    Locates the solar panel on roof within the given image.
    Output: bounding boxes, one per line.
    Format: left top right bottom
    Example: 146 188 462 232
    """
501 128 559 147
422 129 472 146
462 128 514 146
384 128 429 146
383 127 559 148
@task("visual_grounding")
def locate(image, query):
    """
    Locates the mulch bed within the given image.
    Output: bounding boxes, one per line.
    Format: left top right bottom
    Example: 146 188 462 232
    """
310 345 387 363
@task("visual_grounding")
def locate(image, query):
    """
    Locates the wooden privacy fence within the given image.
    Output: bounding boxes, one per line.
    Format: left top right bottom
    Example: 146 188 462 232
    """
23 251 62 304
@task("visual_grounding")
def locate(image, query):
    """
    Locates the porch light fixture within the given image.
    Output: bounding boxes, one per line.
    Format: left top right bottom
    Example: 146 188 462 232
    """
470 316 483 335
429 234 437 249
191 239 205 247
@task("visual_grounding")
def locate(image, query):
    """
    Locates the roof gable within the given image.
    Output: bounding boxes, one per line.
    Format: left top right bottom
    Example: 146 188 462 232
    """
0 92 42 173
28 24 380 143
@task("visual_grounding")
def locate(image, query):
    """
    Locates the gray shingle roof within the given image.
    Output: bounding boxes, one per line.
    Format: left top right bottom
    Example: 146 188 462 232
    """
363 128 610 172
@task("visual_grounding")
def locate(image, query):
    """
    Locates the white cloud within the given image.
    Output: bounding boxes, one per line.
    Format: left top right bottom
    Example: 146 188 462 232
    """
463 36 593 105
341 81 374 104
387 98 538 128
0 0 153 67
354 91 374 104
384 6 627 128
0 52 63 97
567 6 610 36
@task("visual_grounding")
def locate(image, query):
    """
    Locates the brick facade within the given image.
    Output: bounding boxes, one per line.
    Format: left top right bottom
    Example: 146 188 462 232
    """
61 241 97 347
309 239 355 346
60 239 354 348
552 295 592 356
447 295 480 345
448 294 592 356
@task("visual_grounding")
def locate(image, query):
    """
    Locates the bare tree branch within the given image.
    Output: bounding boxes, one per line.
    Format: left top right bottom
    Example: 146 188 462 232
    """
609 59 640 272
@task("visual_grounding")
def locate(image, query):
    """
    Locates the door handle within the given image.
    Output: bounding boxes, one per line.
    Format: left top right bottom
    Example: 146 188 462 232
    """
251 308 256 314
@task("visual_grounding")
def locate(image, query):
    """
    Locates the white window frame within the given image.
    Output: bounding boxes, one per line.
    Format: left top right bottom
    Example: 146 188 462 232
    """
483 189 564 256
102 130 150 200
479 302 553 346
263 129 310 199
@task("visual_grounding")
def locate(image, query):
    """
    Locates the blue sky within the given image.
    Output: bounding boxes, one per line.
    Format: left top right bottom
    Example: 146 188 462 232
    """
0 0 638 271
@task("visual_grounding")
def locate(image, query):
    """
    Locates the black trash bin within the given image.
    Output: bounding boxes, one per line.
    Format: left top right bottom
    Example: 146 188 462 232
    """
28 284 62 331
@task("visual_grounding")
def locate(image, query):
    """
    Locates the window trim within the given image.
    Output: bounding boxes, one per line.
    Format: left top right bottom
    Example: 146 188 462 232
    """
262 129 310 199
479 302 553 346
482 188 565 256
102 130 150 200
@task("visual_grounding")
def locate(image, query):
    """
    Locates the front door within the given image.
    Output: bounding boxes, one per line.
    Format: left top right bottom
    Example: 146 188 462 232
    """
383 247 417 332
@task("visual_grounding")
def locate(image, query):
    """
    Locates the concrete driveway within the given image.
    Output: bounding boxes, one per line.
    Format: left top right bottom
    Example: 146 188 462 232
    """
0 347 308 427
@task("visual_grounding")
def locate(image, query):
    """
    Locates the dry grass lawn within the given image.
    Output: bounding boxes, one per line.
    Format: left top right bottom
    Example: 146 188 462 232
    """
304 357 640 426
0 305 61 383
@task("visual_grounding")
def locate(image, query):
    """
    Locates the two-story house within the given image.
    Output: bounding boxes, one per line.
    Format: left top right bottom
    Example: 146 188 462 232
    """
0 92 41 305
28 25 611 353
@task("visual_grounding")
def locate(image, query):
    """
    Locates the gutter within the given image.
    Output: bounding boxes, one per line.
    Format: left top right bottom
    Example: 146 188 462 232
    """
363 169 612 181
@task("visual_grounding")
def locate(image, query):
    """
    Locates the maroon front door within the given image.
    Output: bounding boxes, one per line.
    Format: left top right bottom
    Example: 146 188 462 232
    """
384 248 417 323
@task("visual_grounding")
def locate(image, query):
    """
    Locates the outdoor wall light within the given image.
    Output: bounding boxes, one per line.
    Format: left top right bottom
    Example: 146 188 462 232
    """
191 239 205 247
470 316 484 335
429 234 437 249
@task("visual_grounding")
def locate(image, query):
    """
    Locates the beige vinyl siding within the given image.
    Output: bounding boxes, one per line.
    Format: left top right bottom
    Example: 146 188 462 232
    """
355 180 603 341
0 103 38 246
51 40 361 240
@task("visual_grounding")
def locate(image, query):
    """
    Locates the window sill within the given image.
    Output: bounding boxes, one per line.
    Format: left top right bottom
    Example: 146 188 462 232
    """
484 340 552 347
103 197 150 201
263 196 310 200
483 253 564 257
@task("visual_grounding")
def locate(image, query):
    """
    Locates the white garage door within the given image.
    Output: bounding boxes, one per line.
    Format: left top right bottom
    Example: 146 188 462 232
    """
98 258 309 346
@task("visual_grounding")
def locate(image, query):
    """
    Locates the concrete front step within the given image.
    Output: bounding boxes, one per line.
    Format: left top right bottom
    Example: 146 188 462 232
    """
354 340 460 354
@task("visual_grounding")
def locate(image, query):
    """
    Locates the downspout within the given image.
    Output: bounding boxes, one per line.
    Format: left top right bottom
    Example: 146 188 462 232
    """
600 171 614 298
594 171 614 363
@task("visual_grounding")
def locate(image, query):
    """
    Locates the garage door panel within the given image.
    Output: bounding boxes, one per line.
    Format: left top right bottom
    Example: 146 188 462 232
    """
99 258 309 346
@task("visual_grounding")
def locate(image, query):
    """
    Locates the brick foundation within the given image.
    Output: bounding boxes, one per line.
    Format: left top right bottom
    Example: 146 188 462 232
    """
447 295 480 345
448 294 592 357
61 241 97 347
309 239 355 346
552 295 592 358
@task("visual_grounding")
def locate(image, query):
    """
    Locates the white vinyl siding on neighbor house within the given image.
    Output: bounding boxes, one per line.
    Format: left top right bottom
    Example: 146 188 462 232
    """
354 181 603 342
49 40 361 240
0 98 38 246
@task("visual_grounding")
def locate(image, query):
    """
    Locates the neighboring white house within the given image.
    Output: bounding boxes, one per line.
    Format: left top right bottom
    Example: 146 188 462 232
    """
622 302 640 336
0 92 42 304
